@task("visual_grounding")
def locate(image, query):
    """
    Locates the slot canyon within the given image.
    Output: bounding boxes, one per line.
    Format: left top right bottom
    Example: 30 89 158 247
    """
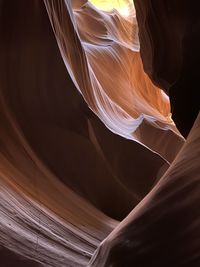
0 1 199 266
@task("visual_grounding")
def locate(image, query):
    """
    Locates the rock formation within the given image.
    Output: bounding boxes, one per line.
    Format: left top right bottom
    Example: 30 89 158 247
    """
134 0 200 137
0 1 198 266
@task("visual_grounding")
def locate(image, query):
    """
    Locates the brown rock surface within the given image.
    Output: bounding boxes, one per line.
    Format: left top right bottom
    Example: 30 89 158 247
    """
134 0 200 137
0 1 191 266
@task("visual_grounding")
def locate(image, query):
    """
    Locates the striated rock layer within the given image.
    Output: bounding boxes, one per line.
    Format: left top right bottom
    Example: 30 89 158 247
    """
45 0 183 162
88 1 200 266
0 0 193 266
89 112 200 267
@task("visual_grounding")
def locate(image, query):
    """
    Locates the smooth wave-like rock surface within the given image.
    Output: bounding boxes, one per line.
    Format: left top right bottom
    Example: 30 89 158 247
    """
89 112 200 267
0 1 194 266
45 0 183 163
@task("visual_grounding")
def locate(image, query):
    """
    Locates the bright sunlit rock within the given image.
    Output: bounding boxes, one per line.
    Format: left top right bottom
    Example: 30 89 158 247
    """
89 0 133 17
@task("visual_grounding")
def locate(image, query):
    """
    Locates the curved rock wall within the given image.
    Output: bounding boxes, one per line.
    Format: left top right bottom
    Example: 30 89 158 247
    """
0 1 191 266
134 0 200 136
